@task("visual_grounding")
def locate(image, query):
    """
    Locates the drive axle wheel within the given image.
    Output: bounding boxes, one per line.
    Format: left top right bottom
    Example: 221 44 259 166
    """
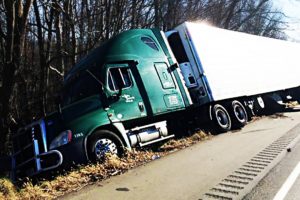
87 130 124 162
211 104 232 133
229 100 248 129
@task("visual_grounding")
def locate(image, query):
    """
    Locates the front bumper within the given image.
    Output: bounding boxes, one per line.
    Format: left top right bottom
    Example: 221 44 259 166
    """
12 149 63 179
0 149 63 177
12 137 88 179
11 119 88 179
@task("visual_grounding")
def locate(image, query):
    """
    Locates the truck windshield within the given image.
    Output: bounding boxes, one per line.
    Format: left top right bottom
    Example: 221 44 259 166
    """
62 70 102 106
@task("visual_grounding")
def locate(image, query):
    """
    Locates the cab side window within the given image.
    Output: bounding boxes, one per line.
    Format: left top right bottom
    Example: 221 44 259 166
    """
108 68 132 91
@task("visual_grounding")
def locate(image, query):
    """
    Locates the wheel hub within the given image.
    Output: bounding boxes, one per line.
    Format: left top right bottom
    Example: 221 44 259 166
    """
94 138 118 159
216 110 229 127
234 105 246 122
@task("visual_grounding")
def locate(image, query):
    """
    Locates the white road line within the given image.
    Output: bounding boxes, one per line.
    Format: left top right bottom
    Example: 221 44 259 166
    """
273 161 300 200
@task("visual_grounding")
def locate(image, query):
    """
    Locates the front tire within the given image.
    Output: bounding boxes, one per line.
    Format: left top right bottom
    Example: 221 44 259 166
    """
87 130 125 162
211 104 232 133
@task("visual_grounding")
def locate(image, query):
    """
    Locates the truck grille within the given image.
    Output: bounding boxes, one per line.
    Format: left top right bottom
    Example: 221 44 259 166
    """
12 120 47 177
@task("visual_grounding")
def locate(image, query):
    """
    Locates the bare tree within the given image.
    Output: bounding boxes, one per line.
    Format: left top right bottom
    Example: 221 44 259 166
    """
0 0 33 154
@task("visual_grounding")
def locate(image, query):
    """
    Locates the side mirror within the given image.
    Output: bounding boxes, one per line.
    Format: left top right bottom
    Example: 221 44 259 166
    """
107 83 124 102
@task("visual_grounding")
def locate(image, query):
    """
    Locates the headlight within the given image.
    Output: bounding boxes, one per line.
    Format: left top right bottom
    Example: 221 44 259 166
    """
49 130 72 150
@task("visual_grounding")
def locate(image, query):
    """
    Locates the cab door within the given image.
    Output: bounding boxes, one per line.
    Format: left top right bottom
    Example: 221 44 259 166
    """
105 63 147 123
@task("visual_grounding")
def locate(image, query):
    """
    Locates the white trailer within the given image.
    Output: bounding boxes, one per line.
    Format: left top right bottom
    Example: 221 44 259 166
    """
167 22 300 132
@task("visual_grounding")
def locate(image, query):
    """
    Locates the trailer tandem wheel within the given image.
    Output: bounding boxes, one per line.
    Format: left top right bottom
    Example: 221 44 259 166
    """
227 100 248 129
211 104 232 133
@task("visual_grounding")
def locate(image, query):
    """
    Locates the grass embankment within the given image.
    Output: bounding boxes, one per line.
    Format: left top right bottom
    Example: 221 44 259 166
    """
0 131 210 200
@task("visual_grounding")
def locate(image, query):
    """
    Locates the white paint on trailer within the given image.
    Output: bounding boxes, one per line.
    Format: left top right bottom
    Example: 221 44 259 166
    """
175 22 300 102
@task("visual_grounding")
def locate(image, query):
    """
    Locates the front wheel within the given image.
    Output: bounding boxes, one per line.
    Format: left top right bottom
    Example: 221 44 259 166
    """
211 104 232 133
87 130 125 162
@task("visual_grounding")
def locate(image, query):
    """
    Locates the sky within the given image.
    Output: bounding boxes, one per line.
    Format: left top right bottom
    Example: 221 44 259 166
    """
273 0 300 42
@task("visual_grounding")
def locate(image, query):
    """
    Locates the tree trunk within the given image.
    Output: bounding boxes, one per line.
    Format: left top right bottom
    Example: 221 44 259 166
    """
33 0 46 116
54 0 64 76
0 0 33 154
154 0 160 28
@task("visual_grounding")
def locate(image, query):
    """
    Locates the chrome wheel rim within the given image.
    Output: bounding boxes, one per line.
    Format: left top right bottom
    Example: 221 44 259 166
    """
94 138 118 159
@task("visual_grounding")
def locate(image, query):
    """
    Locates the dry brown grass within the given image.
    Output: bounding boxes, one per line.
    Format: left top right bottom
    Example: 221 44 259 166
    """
160 130 210 152
0 130 210 199
0 178 17 200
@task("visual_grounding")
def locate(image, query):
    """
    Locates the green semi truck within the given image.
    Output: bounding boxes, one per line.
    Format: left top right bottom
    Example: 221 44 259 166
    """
3 22 300 178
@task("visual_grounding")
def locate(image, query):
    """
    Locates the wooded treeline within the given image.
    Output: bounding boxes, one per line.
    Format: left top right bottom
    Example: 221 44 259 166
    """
0 0 286 154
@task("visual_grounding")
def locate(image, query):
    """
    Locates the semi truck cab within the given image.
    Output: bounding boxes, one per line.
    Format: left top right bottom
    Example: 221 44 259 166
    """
9 29 191 178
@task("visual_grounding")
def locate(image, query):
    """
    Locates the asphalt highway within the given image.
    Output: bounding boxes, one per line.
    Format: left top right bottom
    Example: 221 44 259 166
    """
245 129 300 200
